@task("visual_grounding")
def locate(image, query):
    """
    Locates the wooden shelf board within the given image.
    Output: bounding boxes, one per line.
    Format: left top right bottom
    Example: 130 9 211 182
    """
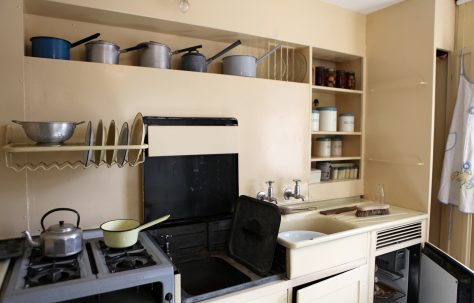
309 179 361 185
311 156 361 162
312 47 362 62
312 85 363 95
311 131 361 136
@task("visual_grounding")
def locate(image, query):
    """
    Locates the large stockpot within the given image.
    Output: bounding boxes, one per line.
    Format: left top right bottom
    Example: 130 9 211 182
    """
85 40 147 64
223 44 282 77
137 42 200 69
181 40 242 72
30 33 100 60
22 208 83 258
100 215 170 248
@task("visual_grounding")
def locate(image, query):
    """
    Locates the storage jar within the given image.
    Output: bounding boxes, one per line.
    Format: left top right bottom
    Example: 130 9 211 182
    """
316 162 331 181
316 137 331 157
331 137 342 156
338 113 355 132
315 67 325 86
347 72 356 90
318 106 337 131
325 68 336 87
336 70 346 88
310 169 322 183
311 109 320 132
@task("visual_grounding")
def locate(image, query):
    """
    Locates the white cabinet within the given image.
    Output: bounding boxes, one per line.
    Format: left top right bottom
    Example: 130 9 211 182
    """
203 281 289 303
295 265 368 303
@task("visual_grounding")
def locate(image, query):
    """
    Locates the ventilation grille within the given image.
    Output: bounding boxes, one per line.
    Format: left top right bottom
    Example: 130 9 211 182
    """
376 222 422 250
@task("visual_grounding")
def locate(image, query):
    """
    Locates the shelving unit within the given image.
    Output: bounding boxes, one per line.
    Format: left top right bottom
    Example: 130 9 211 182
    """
309 47 364 200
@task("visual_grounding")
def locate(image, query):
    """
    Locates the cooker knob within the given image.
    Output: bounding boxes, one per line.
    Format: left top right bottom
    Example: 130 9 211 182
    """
165 292 173 302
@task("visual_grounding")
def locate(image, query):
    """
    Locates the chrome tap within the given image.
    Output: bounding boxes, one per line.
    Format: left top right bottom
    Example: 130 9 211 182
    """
257 181 278 204
284 179 305 201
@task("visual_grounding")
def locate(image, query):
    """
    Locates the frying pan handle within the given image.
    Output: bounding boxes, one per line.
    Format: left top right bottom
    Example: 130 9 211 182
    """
206 39 242 64
41 208 81 231
172 44 202 55
256 44 282 64
120 44 147 53
137 215 170 231
70 33 100 48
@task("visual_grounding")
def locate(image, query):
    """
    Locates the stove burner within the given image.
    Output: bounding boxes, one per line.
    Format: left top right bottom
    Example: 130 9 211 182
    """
25 257 81 288
98 240 156 273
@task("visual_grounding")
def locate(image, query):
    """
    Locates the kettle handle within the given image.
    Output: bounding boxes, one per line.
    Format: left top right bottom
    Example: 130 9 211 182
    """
41 208 81 231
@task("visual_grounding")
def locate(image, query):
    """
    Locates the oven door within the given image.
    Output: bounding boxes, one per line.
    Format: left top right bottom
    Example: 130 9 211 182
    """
419 242 474 303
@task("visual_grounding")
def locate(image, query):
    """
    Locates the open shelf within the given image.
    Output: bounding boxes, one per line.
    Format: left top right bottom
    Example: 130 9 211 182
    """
312 131 361 136
309 178 361 185
312 85 363 95
311 156 361 162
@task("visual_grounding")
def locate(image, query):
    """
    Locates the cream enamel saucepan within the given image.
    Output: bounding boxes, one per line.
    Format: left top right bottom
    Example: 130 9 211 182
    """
100 215 170 248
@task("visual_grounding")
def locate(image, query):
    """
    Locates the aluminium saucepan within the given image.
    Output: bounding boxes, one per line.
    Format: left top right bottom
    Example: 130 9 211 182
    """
223 44 282 77
100 214 170 248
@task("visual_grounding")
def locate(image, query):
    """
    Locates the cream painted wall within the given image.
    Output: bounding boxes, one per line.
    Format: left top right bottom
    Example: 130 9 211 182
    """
40 0 366 56
0 0 366 238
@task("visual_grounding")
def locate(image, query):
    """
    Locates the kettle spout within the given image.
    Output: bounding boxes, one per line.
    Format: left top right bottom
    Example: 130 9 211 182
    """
22 230 41 247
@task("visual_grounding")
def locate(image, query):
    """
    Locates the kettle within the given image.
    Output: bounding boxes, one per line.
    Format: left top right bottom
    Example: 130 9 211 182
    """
23 208 83 257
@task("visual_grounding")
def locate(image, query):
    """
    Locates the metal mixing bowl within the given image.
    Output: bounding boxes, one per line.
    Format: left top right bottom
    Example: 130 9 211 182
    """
12 120 85 144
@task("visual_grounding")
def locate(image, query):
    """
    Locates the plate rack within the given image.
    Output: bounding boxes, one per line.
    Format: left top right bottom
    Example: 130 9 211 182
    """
2 124 148 172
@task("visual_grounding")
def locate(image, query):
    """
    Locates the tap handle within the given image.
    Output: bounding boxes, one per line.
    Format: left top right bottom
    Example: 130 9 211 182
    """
161 234 172 241
266 180 275 187
293 179 301 185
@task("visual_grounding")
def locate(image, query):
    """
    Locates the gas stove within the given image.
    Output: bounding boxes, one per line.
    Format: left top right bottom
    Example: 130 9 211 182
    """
1 230 174 303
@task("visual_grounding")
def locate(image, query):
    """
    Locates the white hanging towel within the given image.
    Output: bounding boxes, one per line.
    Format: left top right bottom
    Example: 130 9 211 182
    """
438 49 474 213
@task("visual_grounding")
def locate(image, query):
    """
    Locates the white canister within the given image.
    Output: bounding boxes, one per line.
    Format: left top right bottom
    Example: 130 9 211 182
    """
311 109 320 132
316 137 331 157
318 106 337 131
331 137 343 156
338 113 355 132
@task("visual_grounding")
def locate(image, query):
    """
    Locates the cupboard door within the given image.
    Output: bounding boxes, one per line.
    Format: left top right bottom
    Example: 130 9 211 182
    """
365 0 436 212
296 265 368 303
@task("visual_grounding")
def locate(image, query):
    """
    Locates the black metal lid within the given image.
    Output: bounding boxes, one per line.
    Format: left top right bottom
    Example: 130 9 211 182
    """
228 195 281 276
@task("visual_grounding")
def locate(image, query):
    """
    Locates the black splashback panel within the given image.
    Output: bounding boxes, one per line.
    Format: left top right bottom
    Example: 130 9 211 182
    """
144 153 238 223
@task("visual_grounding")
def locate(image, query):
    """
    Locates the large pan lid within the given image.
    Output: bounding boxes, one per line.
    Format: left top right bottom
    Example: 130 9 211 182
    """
228 195 281 276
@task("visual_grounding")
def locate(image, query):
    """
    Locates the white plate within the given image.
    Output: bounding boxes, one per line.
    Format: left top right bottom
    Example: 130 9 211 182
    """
83 121 94 166
105 120 118 166
128 113 144 165
94 120 106 165
116 122 129 167
278 230 326 245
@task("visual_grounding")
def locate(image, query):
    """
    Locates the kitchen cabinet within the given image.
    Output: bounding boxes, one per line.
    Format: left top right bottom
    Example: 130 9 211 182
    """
295 265 368 303
202 281 289 303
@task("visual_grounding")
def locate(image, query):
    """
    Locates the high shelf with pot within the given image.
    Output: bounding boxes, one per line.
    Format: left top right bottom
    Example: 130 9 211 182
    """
308 47 364 202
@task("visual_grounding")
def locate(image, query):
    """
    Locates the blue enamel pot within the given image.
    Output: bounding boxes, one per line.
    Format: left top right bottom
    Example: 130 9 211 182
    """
31 33 100 60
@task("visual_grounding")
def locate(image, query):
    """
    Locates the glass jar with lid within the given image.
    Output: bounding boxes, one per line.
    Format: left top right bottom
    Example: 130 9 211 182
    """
325 68 336 87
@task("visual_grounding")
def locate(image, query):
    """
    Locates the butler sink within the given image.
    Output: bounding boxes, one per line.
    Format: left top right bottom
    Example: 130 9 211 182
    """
279 215 355 235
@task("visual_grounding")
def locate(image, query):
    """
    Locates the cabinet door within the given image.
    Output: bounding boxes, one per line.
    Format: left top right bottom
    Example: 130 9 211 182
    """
296 265 368 303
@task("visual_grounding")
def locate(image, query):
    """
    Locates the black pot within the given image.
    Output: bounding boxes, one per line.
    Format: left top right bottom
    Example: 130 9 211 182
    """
181 40 241 72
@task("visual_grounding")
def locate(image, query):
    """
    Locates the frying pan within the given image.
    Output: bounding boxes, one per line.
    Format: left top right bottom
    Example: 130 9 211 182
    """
100 215 170 248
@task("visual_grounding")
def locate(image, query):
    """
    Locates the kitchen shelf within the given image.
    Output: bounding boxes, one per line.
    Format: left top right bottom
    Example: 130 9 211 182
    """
309 178 360 185
311 156 361 162
312 85 363 95
311 131 362 136
3 119 147 172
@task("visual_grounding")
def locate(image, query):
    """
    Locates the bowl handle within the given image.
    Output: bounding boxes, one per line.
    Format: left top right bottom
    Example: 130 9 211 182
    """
74 121 86 125
11 120 23 125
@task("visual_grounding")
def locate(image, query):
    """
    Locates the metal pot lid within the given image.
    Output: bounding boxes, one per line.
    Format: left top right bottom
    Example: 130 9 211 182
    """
139 41 170 48
182 50 205 57
85 40 119 48
46 221 77 233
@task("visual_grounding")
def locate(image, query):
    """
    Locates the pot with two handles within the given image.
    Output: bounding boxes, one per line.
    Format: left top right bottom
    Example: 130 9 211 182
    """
223 44 283 77
136 42 203 69
181 40 242 72
23 208 83 258
85 40 148 64
100 214 170 248
31 33 100 60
